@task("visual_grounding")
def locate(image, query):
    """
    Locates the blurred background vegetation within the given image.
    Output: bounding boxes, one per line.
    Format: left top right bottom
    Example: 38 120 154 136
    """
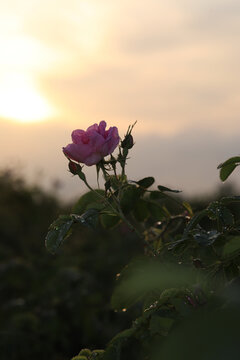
0 169 236 360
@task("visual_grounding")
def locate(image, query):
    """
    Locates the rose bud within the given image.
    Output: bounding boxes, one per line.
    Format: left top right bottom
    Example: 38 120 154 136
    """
68 160 82 175
121 134 134 149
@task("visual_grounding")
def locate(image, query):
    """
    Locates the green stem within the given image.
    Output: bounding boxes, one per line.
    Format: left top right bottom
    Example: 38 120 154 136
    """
79 167 157 256
80 175 119 216
113 165 117 177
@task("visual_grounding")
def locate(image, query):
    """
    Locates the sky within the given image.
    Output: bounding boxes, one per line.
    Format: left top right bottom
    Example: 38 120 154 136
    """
0 0 240 201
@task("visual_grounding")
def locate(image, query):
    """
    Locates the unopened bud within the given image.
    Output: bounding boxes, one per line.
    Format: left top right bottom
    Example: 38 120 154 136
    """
121 134 134 149
68 161 82 175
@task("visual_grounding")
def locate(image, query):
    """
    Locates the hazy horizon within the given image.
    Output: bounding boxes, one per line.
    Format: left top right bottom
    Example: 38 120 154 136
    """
1 119 239 202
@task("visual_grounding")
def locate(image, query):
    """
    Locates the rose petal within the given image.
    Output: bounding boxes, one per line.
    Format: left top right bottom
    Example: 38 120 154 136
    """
84 152 103 166
106 127 120 154
98 120 107 137
63 143 92 163
71 130 85 144
87 123 98 132
88 131 106 152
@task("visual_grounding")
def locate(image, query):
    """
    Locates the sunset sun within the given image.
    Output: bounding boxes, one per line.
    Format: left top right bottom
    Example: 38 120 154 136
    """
0 73 55 123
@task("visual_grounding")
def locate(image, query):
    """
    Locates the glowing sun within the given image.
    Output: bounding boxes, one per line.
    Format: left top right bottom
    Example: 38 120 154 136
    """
0 73 55 123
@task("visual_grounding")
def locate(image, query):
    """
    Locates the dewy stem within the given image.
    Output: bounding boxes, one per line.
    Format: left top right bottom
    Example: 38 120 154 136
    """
79 173 120 217
79 164 157 256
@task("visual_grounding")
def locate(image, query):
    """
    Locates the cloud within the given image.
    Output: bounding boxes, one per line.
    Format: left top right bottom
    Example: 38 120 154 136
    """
41 55 240 137
114 0 240 53
24 0 239 137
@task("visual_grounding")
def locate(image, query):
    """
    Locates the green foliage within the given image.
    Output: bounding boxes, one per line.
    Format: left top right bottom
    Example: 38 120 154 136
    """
74 155 240 359
218 156 240 181
154 305 240 360
111 260 201 311
157 185 181 193
222 236 240 258
133 199 150 222
73 190 105 214
149 315 174 336
3 159 240 360
146 200 167 221
45 209 100 253
76 208 100 229
100 212 121 229
120 185 142 214
79 348 92 357
72 347 105 360
103 328 136 360
137 177 155 188
45 147 240 359
92 350 105 359
56 152 240 359
220 163 237 181
45 215 74 254
0 170 142 360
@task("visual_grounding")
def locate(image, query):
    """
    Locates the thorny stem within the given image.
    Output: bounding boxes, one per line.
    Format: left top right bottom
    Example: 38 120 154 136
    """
80 174 119 216
81 169 158 256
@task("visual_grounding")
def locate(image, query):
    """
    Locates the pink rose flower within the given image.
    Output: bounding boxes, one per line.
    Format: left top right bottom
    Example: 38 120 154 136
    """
63 121 120 166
